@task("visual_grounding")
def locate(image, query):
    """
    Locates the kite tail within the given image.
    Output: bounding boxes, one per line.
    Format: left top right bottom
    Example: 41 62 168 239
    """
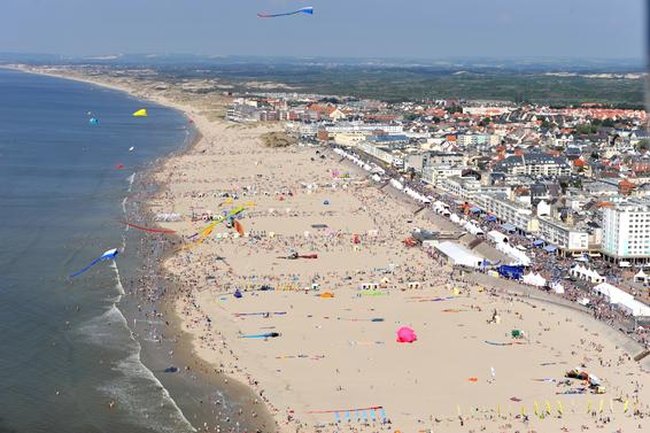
69 257 103 278
121 221 176 234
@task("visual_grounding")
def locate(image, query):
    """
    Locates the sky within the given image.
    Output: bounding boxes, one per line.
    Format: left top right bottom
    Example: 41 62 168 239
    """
1 0 645 60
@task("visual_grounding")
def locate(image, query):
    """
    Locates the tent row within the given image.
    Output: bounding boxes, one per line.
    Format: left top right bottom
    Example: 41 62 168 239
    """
488 230 531 266
570 265 605 284
403 186 430 204
333 148 384 174
593 282 650 317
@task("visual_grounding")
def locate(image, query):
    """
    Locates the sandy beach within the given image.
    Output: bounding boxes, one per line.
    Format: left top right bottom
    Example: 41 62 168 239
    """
17 65 650 433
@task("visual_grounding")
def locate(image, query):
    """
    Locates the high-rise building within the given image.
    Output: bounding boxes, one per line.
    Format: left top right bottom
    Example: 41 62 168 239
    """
602 200 650 262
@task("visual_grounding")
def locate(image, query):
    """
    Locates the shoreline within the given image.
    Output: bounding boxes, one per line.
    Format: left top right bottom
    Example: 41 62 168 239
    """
8 64 650 433
4 65 277 433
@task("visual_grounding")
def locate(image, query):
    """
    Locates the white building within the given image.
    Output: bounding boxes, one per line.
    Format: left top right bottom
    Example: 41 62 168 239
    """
356 141 404 167
473 193 536 232
603 201 650 262
439 176 481 201
494 153 571 176
325 123 403 134
422 164 463 186
457 134 500 147
537 218 589 253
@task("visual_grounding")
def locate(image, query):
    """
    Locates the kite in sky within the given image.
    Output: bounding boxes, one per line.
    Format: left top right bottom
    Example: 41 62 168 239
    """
257 6 313 18
69 248 119 278
121 221 176 234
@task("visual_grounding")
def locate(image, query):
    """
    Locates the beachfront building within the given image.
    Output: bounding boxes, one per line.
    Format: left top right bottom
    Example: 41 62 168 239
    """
356 141 404 168
537 217 590 254
404 151 465 174
422 164 464 186
494 152 571 176
325 123 404 134
438 176 481 201
602 200 650 263
473 193 536 232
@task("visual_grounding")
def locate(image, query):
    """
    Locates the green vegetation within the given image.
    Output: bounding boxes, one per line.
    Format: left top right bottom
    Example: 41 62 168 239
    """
260 131 297 148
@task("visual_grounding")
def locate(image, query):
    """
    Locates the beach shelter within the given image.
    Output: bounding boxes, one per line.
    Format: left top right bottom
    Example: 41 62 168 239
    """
543 245 557 253
550 281 565 294
500 223 516 233
635 269 649 283
396 326 417 343
488 230 509 244
132 108 148 117
434 241 484 268
497 264 524 280
319 292 335 298
532 239 545 247
523 272 546 287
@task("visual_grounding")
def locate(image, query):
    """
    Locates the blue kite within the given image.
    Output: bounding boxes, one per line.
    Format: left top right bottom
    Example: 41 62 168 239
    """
257 6 313 18
69 248 119 278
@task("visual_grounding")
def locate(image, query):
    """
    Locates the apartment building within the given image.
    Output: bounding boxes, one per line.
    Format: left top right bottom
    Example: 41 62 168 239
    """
602 200 650 262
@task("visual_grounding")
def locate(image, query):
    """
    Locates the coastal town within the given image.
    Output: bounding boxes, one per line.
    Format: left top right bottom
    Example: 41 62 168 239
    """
11 64 650 433
227 92 650 329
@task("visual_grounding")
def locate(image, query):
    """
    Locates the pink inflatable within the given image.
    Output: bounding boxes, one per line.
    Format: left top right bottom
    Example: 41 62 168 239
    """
396 326 417 343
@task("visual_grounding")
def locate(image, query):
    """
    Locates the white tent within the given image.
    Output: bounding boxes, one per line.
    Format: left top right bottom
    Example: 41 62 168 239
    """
434 241 484 268
634 269 649 283
593 282 650 317
450 213 461 224
464 221 484 236
495 242 531 266
550 281 565 294
488 230 509 244
390 179 404 191
571 265 605 283
523 272 547 287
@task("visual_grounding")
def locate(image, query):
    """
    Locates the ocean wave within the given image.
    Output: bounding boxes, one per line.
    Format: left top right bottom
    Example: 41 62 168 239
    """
126 172 136 192
110 261 126 297
77 304 196 433
99 351 196 433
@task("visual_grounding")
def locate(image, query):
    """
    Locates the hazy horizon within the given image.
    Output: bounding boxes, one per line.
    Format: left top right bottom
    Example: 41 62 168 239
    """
2 0 645 61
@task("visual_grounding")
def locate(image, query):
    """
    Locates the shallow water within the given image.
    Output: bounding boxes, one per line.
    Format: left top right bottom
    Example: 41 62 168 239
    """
0 69 195 433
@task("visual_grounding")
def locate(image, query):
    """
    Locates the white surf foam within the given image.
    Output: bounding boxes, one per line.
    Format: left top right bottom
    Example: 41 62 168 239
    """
78 304 196 433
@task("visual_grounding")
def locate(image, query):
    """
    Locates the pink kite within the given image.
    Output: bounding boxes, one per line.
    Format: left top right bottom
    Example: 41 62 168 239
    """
396 326 417 343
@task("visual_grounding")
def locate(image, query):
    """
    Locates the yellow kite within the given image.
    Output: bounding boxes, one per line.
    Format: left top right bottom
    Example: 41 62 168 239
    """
133 108 148 117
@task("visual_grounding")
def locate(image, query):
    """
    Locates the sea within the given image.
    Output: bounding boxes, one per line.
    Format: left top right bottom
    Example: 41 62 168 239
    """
0 68 225 433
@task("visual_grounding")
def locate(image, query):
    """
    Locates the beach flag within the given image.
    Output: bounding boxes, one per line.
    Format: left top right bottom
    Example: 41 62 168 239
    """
456 405 462 416
587 400 593 414
599 399 604 414
132 108 148 117
380 408 387 423
345 411 351 422
521 406 526 416
533 401 540 417
334 412 341 423
624 399 629 413
545 401 552 415
557 400 564 416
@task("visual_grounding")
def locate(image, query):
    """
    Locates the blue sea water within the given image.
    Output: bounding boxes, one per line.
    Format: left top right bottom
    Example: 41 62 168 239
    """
0 69 196 433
